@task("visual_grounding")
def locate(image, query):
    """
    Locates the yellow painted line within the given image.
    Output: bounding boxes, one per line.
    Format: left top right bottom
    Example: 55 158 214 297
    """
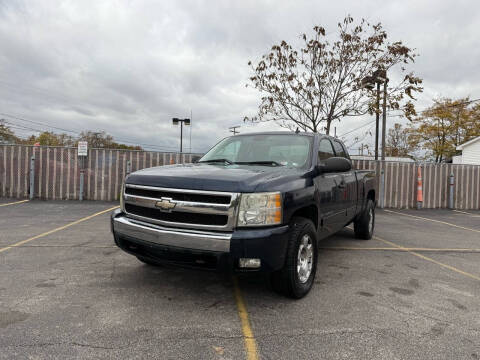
384 209 480 233
320 246 480 253
0 199 29 207
10 244 117 248
233 277 258 360
0 206 119 254
373 235 480 282
453 210 480 218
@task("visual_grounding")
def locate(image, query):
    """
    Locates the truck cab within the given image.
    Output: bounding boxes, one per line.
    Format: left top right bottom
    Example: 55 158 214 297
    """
111 132 376 298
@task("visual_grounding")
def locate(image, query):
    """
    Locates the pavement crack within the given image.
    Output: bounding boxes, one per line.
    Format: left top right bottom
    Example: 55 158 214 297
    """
70 342 124 350
251 327 388 339
110 258 117 280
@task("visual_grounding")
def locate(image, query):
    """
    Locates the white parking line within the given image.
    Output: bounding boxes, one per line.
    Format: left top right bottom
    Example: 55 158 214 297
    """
453 210 480 218
384 209 480 233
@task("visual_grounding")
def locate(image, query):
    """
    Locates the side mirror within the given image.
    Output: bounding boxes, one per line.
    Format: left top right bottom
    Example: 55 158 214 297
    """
317 157 352 174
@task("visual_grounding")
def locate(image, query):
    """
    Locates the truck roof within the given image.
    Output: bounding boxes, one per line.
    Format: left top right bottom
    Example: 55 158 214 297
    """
235 131 316 137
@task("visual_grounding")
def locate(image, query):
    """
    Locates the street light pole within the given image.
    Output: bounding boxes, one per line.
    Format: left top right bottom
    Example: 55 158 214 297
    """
381 79 387 161
180 120 183 153
361 69 387 160
172 118 191 153
375 82 380 161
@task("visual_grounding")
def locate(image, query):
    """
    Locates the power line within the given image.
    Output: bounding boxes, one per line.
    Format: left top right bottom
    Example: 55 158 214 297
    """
338 97 480 140
338 119 376 138
0 112 81 135
389 97 480 117
0 112 191 152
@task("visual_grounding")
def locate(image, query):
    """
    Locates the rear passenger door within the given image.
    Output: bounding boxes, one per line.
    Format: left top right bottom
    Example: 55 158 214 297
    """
314 138 344 237
332 139 357 222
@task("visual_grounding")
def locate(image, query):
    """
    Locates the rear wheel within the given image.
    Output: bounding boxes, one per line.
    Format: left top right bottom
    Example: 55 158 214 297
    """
354 199 375 240
271 217 317 299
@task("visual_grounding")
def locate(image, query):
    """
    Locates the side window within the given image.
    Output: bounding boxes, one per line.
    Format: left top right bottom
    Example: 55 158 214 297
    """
318 139 335 161
333 140 349 159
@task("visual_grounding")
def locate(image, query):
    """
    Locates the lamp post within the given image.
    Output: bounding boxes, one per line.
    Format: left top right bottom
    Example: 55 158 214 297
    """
372 69 388 161
361 69 388 160
172 118 190 153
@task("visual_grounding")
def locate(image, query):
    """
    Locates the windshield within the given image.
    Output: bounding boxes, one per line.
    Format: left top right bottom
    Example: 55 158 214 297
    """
199 134 313 168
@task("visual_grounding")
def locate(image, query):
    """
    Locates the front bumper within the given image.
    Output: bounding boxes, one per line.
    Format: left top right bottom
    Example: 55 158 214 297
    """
111 209 290 272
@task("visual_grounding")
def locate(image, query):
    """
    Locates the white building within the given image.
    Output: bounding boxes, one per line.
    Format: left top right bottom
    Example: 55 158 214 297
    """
453 136 480 165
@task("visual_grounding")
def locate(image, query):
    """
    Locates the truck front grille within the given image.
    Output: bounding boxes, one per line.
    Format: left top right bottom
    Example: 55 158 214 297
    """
125 204 228 226
123 185 239 231
125 187 231 204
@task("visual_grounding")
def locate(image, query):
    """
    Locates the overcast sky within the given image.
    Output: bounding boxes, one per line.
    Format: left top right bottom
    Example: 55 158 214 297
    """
0 0 479 154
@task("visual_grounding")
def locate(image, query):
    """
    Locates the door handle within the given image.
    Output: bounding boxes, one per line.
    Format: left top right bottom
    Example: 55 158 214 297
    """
338 181 346 189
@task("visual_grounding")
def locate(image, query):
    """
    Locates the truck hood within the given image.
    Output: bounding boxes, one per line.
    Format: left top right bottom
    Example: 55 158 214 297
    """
125 163 307 193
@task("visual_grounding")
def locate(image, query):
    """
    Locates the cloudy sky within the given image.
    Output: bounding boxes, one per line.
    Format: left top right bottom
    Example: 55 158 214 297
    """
0 0 479 154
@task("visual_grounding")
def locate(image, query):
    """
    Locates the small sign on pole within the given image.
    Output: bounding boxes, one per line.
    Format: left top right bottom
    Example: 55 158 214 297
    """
78 141 88 156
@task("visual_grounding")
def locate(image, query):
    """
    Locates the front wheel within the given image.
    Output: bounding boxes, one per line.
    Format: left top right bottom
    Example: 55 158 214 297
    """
354 199 375 240
271 217 318 299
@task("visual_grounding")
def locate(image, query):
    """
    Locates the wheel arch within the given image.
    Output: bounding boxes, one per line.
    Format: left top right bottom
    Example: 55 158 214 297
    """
289 204 319 230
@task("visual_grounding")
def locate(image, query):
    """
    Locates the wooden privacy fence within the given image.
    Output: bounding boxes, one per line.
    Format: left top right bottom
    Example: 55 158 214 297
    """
0 144 479 209
352 160 480 210
0 145 201 201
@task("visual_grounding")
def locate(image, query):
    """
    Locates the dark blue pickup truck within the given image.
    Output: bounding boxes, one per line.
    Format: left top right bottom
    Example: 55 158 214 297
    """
111 132 376 298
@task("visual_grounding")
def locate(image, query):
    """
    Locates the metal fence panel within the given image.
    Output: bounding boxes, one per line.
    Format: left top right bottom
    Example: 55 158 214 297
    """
1 145 479 209
0 145 202 201
352 159 480 209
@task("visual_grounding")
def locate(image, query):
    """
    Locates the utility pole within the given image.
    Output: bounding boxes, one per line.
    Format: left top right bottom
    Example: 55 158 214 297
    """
381 78 388 161
375 82 380 160
363 69 387 160
172 118 190 153
229 126 240 135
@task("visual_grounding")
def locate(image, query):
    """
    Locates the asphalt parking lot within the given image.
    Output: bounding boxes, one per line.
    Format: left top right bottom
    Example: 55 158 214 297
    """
1 200 479 359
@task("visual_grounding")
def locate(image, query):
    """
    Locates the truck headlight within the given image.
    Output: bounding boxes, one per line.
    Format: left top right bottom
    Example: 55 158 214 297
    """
119 183 125 212
237 192 282 227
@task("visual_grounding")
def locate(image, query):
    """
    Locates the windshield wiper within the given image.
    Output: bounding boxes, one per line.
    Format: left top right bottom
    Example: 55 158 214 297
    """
199 158 233 165
235 161 283 166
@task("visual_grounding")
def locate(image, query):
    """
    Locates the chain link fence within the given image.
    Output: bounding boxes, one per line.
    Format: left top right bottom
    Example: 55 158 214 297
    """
352 159 480 209
1 144 479 209
0 145 201 201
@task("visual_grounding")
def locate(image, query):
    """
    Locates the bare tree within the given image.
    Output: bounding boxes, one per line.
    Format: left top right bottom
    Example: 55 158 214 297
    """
246 16 423 134
385 123 414 157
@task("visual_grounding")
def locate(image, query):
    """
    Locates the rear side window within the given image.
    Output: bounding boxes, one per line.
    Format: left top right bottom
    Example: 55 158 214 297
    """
333 140 349 159
318 139 335 161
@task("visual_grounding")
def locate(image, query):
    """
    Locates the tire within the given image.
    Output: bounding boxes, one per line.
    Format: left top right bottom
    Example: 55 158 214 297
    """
354 199 375 240
136 255 162 267
270 217 318 299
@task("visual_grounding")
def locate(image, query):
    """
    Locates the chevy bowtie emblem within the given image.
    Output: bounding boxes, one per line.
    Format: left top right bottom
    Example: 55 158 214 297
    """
155 198 176 212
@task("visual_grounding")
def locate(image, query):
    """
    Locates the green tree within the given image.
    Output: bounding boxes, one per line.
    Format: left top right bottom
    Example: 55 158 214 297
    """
34 131 76 146
78 131 142 150
385 123 414 158
246 15 422 134
0 119 19 144
408 98 480 162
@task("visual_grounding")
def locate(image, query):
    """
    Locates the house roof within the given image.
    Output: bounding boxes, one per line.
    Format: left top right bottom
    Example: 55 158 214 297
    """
456 136 480 150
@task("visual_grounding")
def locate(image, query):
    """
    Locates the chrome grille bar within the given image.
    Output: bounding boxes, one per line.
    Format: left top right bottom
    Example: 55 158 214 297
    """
124 184 239 231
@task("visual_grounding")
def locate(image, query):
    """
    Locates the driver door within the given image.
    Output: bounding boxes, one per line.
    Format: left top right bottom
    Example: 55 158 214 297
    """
314 138 344 238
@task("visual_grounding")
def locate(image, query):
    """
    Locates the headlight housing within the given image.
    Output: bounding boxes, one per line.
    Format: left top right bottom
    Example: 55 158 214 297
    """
119 183 125 212
237 192 282 227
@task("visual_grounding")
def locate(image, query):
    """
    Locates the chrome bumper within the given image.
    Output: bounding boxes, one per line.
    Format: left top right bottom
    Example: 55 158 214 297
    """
112 215 231 252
